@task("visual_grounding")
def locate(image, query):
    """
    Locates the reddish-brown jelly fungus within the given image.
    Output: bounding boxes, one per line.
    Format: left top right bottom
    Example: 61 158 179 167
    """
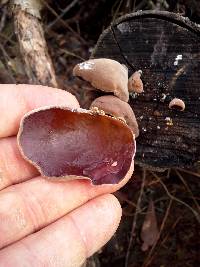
18 107 135 185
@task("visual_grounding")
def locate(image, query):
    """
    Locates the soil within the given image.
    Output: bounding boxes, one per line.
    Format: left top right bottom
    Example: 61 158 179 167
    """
0 1 199 266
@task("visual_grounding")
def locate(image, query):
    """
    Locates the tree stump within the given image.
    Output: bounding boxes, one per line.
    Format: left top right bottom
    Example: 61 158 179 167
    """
92 11 200 170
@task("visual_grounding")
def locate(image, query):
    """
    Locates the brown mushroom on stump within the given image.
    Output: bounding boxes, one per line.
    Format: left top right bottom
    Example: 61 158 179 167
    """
169 98 185 111
17 106 135 185
73 58 129 102
128 70 143 93
90 95 139 138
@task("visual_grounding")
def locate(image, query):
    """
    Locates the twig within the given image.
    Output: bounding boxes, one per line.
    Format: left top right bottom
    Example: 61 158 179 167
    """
136 0 148 10
0 32 16 46
125 0 131 11
175 167 200 178
133 0 137 12
112 0 123 22
142 198 173 267
166 168 171 178
159 216 182 248
60 48 85 61
0 43 16 83
122 196 171 217
46 0 79 30
125 168 146 267
0 6 7 32
175 169 200 213
115 191 137 208
42 0 86 44
149 171 200 223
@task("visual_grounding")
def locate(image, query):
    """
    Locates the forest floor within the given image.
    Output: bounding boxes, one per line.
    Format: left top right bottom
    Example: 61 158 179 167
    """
0 1 199 266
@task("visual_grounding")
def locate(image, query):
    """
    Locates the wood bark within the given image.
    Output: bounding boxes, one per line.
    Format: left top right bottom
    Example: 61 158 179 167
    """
13 1 58 87
92 11 200 169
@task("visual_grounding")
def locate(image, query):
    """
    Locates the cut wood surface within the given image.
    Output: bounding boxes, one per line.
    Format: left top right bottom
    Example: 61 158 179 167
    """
92 11 200 170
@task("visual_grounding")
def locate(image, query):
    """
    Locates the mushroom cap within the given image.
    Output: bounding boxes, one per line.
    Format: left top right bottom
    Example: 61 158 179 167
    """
73 58 129 102
90 95 139 137
17 105 135 185
128 70 143 93
169 98 185 111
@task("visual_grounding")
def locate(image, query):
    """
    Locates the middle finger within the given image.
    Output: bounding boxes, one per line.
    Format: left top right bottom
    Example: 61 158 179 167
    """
0 171 131 249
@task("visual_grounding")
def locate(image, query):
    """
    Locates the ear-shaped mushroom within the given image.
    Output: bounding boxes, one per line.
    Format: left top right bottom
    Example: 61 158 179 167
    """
90 95 139 137
17 106 135 185
128 70 143 93
169 98 185 111
73 58 129 102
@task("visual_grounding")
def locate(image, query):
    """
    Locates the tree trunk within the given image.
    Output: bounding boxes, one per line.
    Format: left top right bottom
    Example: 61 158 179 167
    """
12 0 58 87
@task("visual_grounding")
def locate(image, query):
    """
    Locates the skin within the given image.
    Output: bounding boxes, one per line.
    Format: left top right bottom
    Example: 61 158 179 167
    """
0 84 133 267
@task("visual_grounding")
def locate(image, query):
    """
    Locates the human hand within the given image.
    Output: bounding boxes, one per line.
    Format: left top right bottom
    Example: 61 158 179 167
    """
0 84 132 267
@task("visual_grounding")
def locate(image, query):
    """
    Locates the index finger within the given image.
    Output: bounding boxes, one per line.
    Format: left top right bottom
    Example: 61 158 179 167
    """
0 84 80 138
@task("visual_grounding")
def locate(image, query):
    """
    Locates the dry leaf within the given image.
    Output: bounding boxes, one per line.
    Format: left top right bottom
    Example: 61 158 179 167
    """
141 199 159 251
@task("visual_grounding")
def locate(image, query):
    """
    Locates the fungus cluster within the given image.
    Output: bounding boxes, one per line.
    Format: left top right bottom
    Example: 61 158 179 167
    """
17 58 139 186
17 57 186 186
73 58 142 137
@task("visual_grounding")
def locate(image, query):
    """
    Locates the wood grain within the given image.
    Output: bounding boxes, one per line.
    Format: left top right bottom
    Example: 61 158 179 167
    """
92 11 200 169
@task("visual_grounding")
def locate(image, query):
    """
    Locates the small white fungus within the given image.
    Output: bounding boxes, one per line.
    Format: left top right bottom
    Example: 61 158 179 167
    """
174 54 183 66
